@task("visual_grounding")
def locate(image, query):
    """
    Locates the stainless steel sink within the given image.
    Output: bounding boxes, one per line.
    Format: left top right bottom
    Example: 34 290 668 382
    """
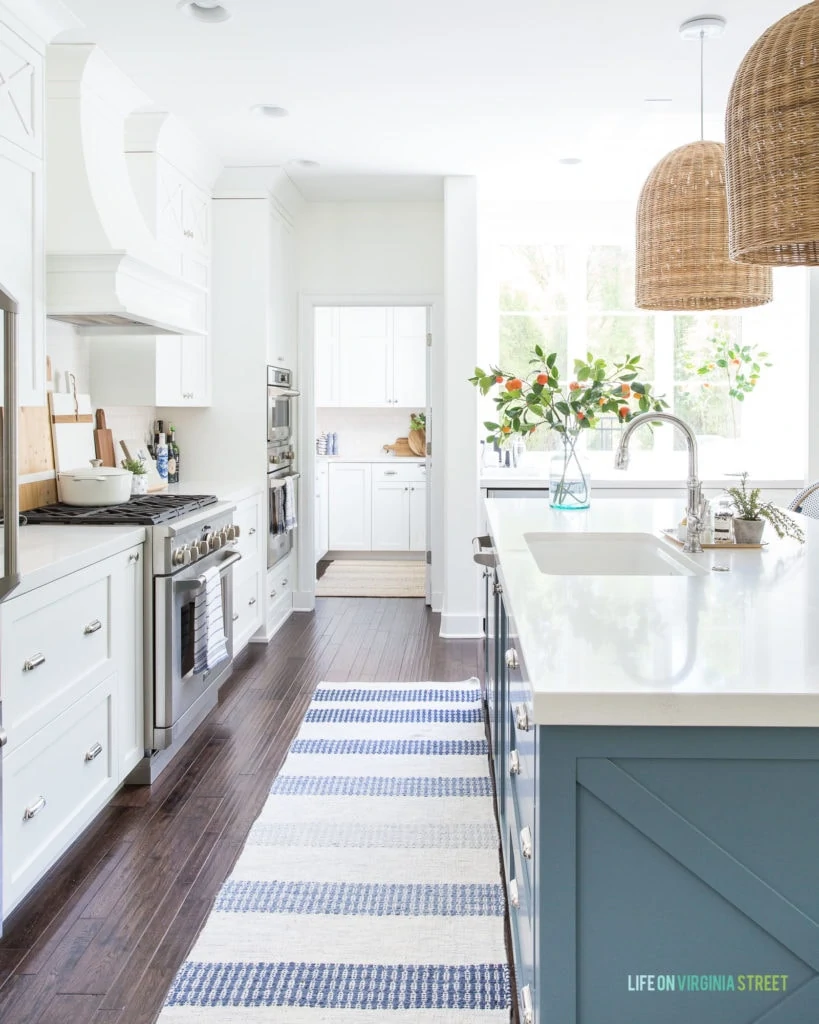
524 532 708 576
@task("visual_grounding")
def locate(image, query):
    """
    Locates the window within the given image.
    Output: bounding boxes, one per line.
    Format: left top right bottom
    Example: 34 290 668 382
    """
494 243 807 479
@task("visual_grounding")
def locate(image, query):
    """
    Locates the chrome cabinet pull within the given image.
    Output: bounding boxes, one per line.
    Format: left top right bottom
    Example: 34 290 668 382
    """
128 551 140 563
248 597 256 606
384 470 397 475
508 877 520 909
23 653 45 671
520 825 533 860
0 727 8 748
280 577 288 586
505 647 519 669
248 527 256 535
83 619 102 635
23 796 46 821
521 984 534 1024
232 613 239 622
509 750 520 775
84 741 103 762
514 703 530 732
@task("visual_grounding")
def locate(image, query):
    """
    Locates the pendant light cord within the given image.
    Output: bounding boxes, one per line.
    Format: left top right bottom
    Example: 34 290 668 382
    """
700 29 705 141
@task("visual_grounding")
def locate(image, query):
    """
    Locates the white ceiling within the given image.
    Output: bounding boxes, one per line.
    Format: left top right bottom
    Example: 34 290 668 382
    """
56 0 801 202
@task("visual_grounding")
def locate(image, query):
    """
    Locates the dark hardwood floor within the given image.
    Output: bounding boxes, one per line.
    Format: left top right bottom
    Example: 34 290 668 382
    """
0 598 485 1024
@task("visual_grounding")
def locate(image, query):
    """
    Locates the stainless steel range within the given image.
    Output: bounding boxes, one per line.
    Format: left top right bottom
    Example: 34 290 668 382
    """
25 494 241 783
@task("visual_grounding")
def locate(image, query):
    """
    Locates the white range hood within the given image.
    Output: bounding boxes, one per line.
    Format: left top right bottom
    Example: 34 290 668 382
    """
46 44 205 335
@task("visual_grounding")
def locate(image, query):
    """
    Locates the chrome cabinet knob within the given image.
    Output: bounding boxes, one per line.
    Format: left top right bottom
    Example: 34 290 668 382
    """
509 750 520 775
23 795 46 821
505 648 519 670
520 825 533 860
514 703 530 732
83 619 102 635
84 741 103 762
508 877 520 909
0 727 8 748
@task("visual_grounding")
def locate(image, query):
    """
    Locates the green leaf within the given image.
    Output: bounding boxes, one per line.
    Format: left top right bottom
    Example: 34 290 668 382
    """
483 421 499 430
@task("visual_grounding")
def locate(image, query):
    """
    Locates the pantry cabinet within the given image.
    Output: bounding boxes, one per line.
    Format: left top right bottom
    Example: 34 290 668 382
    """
0 12 45 406
327 461 426 553
1 540 145 915
315 306 427 409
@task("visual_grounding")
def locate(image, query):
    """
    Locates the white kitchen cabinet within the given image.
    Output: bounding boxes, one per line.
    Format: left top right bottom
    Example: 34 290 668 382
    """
371 480 411 550
267 211 296 370
265 553 293 639
317 307 427 409
0 16 44 406
1 539 145 916
328 463 372 550
90 332 211 407
232 569 261 655
408 480 427 552
315 461 329 562
337 307 392 407
393 307 427 409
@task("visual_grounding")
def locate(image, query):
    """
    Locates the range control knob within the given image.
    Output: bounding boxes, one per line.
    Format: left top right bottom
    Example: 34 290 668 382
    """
172 546 186 566
227 526 237 542
197 540 209 557
233 525 241 538
188 544 199 562
211 534 223 550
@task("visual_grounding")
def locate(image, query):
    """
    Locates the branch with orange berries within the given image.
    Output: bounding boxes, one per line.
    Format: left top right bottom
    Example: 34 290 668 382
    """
469 345 668 447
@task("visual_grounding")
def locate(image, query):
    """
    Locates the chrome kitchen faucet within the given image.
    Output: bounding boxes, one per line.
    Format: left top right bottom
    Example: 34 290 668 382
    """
614 412 706 554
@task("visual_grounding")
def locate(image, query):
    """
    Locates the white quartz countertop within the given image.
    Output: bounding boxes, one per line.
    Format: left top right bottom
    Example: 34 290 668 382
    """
9 524 147 597
317 456 425 464
485 497 819 728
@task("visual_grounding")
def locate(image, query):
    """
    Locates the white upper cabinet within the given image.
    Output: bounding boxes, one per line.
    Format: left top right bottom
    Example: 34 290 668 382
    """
316 306 427 409
337 307 392 407
393 307 427 409
0 16 44 405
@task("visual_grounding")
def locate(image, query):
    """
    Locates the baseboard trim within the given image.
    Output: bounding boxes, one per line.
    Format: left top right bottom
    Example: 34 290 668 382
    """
439 612 483 639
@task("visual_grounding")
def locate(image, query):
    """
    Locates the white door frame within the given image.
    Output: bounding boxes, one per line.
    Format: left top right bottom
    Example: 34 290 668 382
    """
294 293 444 613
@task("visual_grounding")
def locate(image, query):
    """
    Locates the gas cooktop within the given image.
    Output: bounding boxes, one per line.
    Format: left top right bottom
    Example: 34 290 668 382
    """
23 494 218 526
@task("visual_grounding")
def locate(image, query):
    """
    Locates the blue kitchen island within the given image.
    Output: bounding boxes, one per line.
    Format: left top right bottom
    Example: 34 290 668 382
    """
484 498 819 1024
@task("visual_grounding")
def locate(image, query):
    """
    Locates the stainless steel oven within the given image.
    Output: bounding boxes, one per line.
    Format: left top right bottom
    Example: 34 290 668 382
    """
267 365 299 444
153 545 241 751
268 460 299 569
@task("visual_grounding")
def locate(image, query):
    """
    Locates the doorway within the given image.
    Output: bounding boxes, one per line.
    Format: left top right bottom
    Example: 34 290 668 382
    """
310 304 430 599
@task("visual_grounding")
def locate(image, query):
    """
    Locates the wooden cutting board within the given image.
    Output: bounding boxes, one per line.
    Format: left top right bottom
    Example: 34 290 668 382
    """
1 404 59 510
94 408 116 467
49 391 95 472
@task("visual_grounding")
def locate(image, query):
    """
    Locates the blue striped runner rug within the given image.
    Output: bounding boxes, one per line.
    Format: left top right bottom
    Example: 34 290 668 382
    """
157 678 512 1022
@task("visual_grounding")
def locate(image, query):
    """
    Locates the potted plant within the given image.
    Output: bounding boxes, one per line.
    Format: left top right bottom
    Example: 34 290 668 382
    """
123 457 148 496
725 472 805 545
469 347 667 509
408 412 426 456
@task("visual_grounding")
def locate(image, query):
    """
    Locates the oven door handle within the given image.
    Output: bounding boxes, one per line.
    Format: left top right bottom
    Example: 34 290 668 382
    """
269 388 300 398
174 551 243 592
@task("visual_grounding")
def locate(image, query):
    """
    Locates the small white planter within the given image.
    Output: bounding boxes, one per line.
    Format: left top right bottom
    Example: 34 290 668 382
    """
732 516 765 544
131 474 148 496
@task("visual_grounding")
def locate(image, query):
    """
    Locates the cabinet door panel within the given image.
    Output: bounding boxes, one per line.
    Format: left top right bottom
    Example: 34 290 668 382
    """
337 307 391 407
154 335 183 406
372 481 410 551
408 481 427 552
180 335 209 404
328 464 371 550
0 26 42 158
314 307 338 406
393 307 427 408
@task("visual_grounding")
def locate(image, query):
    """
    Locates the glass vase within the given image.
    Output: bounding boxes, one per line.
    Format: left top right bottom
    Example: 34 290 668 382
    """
549 431 591 510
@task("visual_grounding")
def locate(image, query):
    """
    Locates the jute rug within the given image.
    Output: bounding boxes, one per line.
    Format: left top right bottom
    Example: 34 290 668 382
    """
157 679 511 1021
316 560 426 598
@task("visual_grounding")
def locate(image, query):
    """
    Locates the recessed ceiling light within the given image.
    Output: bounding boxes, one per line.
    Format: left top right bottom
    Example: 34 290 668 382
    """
250 104 289 119
558 157 582 166
294 159 320 168
177 1 231 23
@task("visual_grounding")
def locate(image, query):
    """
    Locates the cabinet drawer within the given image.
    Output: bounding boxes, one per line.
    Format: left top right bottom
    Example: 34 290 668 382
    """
3 678 117 914
266 555 293 606
1 565 115 750
372 463 426 482
234 496 261 566
504 815 536 1002
232 571 261 653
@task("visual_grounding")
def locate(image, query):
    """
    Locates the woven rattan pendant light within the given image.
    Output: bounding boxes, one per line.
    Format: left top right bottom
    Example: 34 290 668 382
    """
725 1 819 265
635 16 773 310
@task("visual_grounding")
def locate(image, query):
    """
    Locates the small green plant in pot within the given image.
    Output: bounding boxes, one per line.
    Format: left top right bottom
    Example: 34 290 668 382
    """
726 473 805 545
123 456 148 496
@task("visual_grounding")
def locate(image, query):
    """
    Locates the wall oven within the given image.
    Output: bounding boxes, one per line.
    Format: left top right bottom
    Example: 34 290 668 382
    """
267 365 299 444
268 460 299 569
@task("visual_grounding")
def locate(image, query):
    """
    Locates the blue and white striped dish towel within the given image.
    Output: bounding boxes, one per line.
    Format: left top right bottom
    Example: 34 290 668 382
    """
284 475 297 532
192 567 228 674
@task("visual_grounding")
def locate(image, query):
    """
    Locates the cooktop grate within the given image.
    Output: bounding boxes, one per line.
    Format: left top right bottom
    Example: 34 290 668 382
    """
23 494 218 526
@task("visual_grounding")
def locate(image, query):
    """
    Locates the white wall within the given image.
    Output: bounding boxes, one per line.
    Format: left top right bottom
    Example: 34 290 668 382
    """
298 202 444 295
46 320 156 468
441 177 481 637
316 407 421 460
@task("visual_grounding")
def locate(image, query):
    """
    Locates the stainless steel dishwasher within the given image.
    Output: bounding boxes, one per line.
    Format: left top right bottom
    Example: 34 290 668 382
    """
0 283 22 936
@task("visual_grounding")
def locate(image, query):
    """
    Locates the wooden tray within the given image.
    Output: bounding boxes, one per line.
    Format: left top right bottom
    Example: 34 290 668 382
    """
383 437 416 457
661 528 767 550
